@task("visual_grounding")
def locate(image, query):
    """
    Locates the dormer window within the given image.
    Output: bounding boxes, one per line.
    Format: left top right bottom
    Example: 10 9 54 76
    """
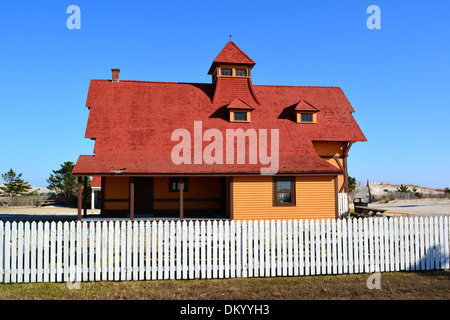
301 113 313 123
221 68 232 76
233 112 248 121
293 100 319 124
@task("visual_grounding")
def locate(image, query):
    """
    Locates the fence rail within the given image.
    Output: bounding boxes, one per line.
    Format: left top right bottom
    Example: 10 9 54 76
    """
1 217 449 283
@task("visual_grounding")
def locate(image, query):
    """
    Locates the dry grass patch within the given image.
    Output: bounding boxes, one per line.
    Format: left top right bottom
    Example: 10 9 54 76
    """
0 271 448 300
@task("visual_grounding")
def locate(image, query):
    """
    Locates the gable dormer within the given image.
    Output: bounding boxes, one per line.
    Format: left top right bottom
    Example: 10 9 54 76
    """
293 100 319 124
226 98 255 123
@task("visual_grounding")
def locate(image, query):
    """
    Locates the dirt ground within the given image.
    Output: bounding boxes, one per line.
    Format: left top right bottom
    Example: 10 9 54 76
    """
0 206 100 221
0 271 448 300
356 198 450 216
1 198 450 221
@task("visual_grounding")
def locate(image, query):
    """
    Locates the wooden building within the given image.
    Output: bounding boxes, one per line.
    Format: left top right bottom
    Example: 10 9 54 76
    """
72 41 366 220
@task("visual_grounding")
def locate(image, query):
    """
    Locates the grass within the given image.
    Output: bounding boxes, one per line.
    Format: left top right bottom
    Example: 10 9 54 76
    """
0 271 448 300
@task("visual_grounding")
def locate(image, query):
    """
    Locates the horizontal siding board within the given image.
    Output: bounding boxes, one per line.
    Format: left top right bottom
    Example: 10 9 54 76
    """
233 176 335 220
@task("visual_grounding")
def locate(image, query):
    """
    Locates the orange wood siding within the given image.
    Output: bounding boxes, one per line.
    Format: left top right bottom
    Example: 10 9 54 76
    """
232 176 336 221
153 177 221 210
313 142 345 192
104 177 129 210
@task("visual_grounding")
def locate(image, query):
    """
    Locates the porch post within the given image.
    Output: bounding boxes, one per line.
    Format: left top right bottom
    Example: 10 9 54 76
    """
229 177 233 220
130 177 135 221
91 188 95 209
83 177 88 217
179 178 184 220
77 177 82 221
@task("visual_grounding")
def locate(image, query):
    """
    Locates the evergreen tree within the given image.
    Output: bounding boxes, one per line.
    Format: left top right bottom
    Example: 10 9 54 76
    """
47 161 78 201
0 169 37 196
47 161 90 205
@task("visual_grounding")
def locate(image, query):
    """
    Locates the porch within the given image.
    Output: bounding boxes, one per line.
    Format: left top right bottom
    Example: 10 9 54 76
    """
76 176 232 221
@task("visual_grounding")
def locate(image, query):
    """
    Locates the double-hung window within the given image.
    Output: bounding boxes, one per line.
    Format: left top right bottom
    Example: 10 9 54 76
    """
273 177 296 206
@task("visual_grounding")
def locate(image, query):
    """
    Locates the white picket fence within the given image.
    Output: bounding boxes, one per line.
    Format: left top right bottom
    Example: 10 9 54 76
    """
1 217 449 283
338 193 349 217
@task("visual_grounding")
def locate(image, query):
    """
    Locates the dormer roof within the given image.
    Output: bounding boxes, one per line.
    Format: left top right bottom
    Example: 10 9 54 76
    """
293 100 320 112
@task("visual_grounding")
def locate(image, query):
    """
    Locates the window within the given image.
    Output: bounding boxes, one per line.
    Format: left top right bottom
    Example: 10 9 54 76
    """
169 177 188 192
301 113 313 122
221 68 232 76
273 177 296 206
235 69 247 77
233 112 247 121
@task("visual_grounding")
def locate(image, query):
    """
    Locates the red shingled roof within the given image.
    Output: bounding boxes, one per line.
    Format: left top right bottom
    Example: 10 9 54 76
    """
91 176 101 187
208 41 255 74
73 42 366 176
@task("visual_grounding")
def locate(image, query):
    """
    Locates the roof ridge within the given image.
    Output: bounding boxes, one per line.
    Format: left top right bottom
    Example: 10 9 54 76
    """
91 79 212 85
91 79 342 89
253 84 342 89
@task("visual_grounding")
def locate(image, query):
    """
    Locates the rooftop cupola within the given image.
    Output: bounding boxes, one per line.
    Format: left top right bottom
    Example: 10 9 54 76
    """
208 40 256 83
209 41 260 105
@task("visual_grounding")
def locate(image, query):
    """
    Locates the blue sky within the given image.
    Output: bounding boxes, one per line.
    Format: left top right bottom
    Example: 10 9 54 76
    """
0 1 449 188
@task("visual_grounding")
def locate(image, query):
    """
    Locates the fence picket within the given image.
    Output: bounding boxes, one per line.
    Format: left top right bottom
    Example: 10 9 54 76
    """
170 221 176 280
17 222 23 283
310 219 315 275
242 220 247 278
102 222 108 281
114 221 120 281
10 222 17 283
321 219 327 275
433 217 439 270
230 221 236 278
211 220 217 278
270 220 275 276
253 220 259 278
236 220 241 278
182 221 188 279
0 221 3 283
195 221 201 279
337 219 342 274
206 220 212 278
444 216 449 270
439 216 444 269
218 221 223 279
419 217 425 270
403 217 409 271
347 219 353 274
24 222 30 283
342 219 347 274
109 221 116 281
120 221 127 281
201 221 206 279
225 221 230 278
158 221 163 280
